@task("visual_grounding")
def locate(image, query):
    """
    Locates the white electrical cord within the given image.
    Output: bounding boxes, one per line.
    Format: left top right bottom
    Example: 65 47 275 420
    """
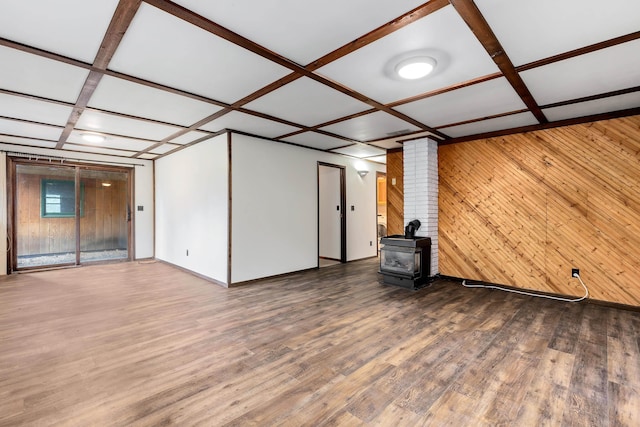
462 273 589 302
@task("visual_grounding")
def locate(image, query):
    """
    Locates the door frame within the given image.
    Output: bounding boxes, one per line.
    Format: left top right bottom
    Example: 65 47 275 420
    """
376 171 387 254
7 157 134 273
317 162 346 265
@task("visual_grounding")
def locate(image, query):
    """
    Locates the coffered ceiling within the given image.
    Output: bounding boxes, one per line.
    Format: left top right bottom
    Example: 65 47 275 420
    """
1 0 639 164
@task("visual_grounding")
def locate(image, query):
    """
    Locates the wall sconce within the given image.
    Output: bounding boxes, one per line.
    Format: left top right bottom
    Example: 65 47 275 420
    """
357 170 369 177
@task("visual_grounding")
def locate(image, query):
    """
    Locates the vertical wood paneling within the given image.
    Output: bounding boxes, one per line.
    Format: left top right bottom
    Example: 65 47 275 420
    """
439 114 640 306
386 149 404 236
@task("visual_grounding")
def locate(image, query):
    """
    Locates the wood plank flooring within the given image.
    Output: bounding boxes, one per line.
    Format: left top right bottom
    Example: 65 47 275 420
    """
1 259 639 426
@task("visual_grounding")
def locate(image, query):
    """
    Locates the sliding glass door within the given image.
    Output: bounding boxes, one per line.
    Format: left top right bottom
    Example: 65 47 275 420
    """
79 168 129 263
11 160 131 271
15 164 78 268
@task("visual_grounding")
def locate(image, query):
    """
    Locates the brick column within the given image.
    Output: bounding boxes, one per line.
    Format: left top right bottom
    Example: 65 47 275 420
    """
403 138 438 275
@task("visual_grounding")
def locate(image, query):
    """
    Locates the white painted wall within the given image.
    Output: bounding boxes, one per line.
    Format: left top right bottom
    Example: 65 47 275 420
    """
0 145 154 274
231 133 383 283
133 163 154 259
318 165 341 260
155 134 228 283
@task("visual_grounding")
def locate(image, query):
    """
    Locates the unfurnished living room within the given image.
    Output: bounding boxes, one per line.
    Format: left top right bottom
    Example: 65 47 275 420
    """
1 0 640 425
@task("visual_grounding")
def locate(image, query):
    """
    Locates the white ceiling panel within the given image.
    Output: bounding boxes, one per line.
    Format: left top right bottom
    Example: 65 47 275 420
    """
441 112 538 138
543 92 640 122
138 153 159 160
331 143 386 158
521 40 640 106
200 111 300 138
0 135 58 149
320 111 420 142
0 0 119 63
283 132 348 151
169 131 213 145
0 118 62 141
89 76 222 126
395 77 526 127
369 139 404 150
0 46 89 103
67 130 155 152
318 6 499 104
76 110 182 141
476 0 640 66
244 77 370 127
366 155 387 164
149 143 181 155
0 94 72 126
63 143 137 157
108 3 291 104
172 0 426 65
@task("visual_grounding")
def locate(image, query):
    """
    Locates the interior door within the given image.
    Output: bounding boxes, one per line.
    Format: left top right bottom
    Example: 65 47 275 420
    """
318 163 346 265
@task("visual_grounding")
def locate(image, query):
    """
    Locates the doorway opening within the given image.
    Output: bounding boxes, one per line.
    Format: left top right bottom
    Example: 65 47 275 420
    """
7 158 133 272
376 172 387 253
317 162 346 268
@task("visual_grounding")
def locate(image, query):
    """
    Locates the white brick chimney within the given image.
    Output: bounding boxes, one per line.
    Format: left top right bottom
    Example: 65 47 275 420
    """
403 138 438 276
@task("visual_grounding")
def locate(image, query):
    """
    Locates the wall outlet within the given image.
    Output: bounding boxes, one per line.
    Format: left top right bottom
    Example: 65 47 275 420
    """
571 268 579 278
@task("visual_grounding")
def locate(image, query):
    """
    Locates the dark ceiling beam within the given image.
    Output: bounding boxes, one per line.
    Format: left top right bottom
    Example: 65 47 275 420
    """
540 85 640 110
56 0 143 149
441 106 640 145
307 0 450 70
517 30 640 73
449 0 547 124
147 0 448 139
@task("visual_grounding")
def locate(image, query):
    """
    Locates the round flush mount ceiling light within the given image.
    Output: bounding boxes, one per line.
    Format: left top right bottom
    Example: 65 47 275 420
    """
395 56 437 80
81 133 106 144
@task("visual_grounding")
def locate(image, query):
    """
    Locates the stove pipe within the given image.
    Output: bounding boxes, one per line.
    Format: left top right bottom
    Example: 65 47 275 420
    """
404 219 421 239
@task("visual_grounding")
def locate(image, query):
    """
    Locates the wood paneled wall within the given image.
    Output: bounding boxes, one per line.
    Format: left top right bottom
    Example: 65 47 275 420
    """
386 148 404 236
439 114 640 306
16 174 127 256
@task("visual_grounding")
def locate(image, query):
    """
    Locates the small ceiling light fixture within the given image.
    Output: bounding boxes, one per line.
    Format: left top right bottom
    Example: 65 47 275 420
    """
101 182 112 187
396 56 437 80
357 170 369 178
81 133 106 144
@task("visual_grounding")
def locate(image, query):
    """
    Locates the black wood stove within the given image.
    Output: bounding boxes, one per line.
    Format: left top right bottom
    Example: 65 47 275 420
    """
379 235 431 290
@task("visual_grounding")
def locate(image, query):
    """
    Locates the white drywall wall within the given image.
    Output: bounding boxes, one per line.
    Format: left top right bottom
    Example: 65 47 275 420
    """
231 133 383 283
155 134 228 283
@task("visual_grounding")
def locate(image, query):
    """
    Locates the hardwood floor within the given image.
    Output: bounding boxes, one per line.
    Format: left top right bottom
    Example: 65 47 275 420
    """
1 259 639 426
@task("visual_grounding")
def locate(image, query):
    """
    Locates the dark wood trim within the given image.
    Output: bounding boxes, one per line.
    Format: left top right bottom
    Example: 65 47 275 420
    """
449 0 547 124
307 0 450 70
317 162 347 264
55 0 143 149
74 167 81 265
93 0 143 69
440 106 640 145
56 71 104 149
227 131 233 286
387 72 503 108
156 259 228 288
6 156 15 274
516 30 640 73
152 131 225 160
437 109 529 129
228 266 318 287
539 85 640 110
387 147 403 154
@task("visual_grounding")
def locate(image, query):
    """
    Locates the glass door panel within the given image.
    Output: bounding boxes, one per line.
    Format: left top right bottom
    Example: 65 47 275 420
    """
15 164 77 268
79 169 129 263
